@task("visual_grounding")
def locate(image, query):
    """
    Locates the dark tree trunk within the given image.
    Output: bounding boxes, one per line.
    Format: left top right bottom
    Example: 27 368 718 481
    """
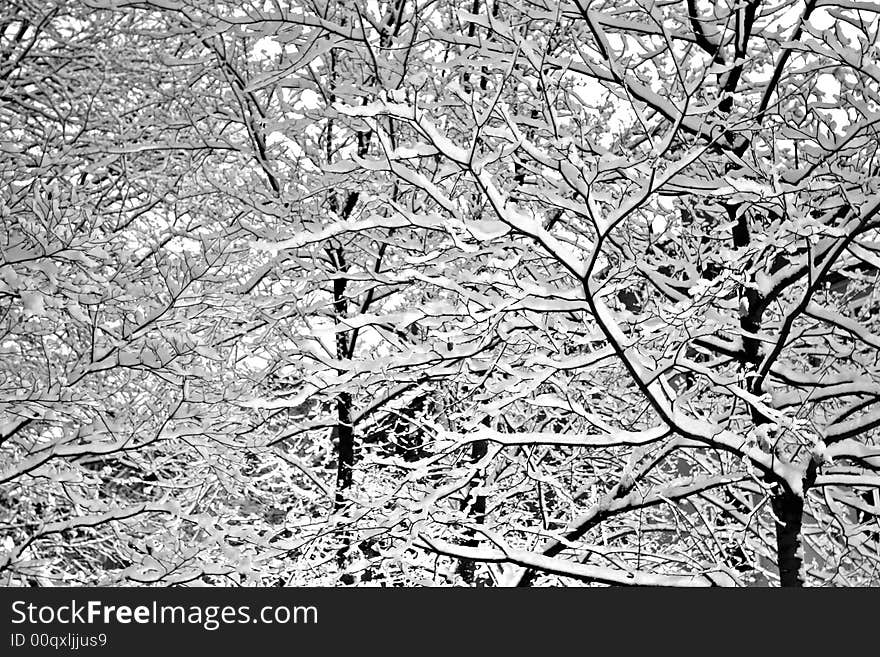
731 204 812 588
333 390 354 513
331 263 353 515
329 254 356 577
770 488 806 587
457 438 488 584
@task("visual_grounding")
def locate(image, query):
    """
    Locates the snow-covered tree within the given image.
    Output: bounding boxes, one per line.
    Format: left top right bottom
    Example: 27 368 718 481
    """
3 0 879 587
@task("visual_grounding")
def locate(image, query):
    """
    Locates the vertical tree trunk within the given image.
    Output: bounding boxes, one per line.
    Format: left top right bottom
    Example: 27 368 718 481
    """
330 255 355 577
457 438 488 584
331 264 355 522
332 271 353 514
333 390 354 513
732 205 812 587
770 489 806 587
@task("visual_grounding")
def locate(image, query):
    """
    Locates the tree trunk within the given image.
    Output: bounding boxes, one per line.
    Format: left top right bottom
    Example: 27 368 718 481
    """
770 488 806 587
333 390 354 513
330 257 356 577
457 438 488 584
331 264 353 515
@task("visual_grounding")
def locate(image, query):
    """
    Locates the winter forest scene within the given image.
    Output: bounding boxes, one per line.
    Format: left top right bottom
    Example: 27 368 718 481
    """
2 0 880 588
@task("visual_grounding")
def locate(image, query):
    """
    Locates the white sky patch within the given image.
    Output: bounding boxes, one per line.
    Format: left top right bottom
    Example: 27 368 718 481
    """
54 15 87 38
823 108 852 136
814 73 851 135
267 131 305 157
808 8 835 30
650 196 676 235
816 73 841 103
774 1 805 32
309 317 338 355
573 81 606 107
165 235 202 255
266 131 318 171
774 138 795 159
243 354 270 373
650 215 668 235
299 88 321 110
251 36 282 61
305 123 323 142
572 78 638 144
266 131 287 148
428 5 446 29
